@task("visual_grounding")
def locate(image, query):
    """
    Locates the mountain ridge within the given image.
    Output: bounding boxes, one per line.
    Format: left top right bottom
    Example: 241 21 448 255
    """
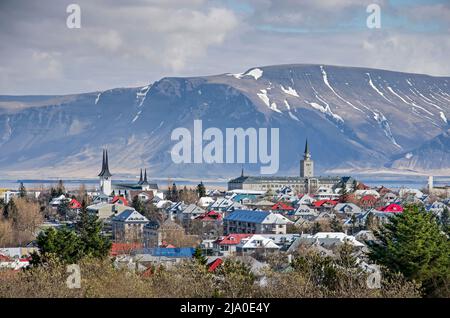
0 63 449 179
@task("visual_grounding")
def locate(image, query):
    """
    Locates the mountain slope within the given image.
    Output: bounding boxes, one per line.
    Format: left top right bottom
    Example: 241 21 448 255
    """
0 64 449 178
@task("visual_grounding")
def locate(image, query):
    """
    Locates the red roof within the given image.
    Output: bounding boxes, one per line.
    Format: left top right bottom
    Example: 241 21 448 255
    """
313 200 338 207
110 243 142 256
69 198 82 209
379 203 403 213
0 254 12 262
216 234 251 245
196 211 222 221
112 196 129 206
361 195 377 202
271 202 294 211
208 258 223 272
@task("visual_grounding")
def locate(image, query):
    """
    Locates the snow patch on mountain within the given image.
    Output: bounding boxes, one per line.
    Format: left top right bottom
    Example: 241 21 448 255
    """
440 112 448 124
284 100 300 121
366 73 393 104
280 85 299 97
246 68 263 80
320 65 363 113
94 92 102 105
373 110 401 148
257 89 270 108
136 85 151 107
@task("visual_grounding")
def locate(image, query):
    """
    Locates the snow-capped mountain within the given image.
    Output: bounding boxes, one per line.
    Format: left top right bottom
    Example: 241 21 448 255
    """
0 64 449 178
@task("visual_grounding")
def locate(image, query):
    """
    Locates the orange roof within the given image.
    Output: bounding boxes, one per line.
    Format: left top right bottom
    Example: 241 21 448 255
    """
208 258 223 272
313 200 338 207
271 202 294 211
110 243 142 256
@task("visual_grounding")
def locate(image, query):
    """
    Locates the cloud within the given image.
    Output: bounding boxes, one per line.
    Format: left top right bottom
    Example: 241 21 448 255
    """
0 0 448 95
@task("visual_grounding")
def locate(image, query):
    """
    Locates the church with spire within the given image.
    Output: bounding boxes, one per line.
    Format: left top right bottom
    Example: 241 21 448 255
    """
97 149 158 196
228 139 343 193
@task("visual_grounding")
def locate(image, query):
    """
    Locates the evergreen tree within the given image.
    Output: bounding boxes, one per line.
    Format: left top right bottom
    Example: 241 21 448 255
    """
171 183 179 202
3 199 18 220
131 195 145 214
77 200 111 259
441 206 449 234
18 182 27 198
30 226 83 265
193 246 207 265
57 200 69 220
197 181 206 198
56 180 65 196
330 217 343 232
369 205 450 297
339 186 348 203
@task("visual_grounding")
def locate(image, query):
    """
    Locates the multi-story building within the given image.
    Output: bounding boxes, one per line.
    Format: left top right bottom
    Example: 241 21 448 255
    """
223 210 292 235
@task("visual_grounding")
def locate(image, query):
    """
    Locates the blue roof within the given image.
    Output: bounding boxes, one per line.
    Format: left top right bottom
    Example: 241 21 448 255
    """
224 209 270 223
135 247 195 258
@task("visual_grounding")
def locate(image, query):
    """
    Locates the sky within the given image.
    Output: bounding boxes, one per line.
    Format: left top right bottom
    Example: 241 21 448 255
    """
0 0 449 95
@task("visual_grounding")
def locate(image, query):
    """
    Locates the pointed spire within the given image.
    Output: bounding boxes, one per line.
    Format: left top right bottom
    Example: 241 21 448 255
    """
141 168 149 185
304 139 311 159
241 165 244 177
98 148 112 177
138 169 143 184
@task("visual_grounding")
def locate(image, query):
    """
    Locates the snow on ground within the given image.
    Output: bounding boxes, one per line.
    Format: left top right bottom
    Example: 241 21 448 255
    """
246 68 263 80
306 100 343 123
270 102 282 113
284 100 300 121
257 89 270 107
136 85 151 107
280 85 299 97
132 110 142 123
320 66 363 112
405 152 413 159
387 86 434 116
366 73 393 104
373 111 401 148
94 92 102 105
440 112 448 124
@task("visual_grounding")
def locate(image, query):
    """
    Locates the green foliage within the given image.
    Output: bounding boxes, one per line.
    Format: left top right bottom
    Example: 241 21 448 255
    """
369 205 450 297
31 227 83 265
3 199 18 220
76 201 111 259
32 201 111 265
193 247 207 266
214 259 256 297
18 182 27 198
131 195 145 214
196 181 206 198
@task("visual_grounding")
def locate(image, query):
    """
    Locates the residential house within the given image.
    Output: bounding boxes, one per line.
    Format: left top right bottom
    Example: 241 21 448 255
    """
236 235 280 254
177 204 206 225
111 209 149 242
213 234 252 256
223 210 292 235
87 202 129 220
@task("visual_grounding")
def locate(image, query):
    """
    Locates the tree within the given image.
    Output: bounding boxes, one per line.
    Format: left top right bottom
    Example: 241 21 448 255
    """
196 182 206 198
31 227 83 265
193 246 207 265
131 195 145 214
76 200 111 259
18 182 27 198
0 218 13 247
12 198 43 245
369 205 450 297
339 186 348 203
3 199 18 219
57 200 69 220
311 222 322 234
171 183 179 202
330 217 343 232
441 206 449 234
56 180 65 196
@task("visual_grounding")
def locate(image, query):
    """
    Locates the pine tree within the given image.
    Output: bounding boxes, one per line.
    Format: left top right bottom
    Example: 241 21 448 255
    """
197 181 206 198
193 246 207 265
339 186 348 203
311 222 321 234
369 205 450 297
171 183 179 202
18 182 27 198
77 199 111 259
56 180 65 196
132 195 145 214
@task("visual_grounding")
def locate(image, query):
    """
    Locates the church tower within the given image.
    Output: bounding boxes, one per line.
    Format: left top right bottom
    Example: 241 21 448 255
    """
98 149 113 195
300 139 314 178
